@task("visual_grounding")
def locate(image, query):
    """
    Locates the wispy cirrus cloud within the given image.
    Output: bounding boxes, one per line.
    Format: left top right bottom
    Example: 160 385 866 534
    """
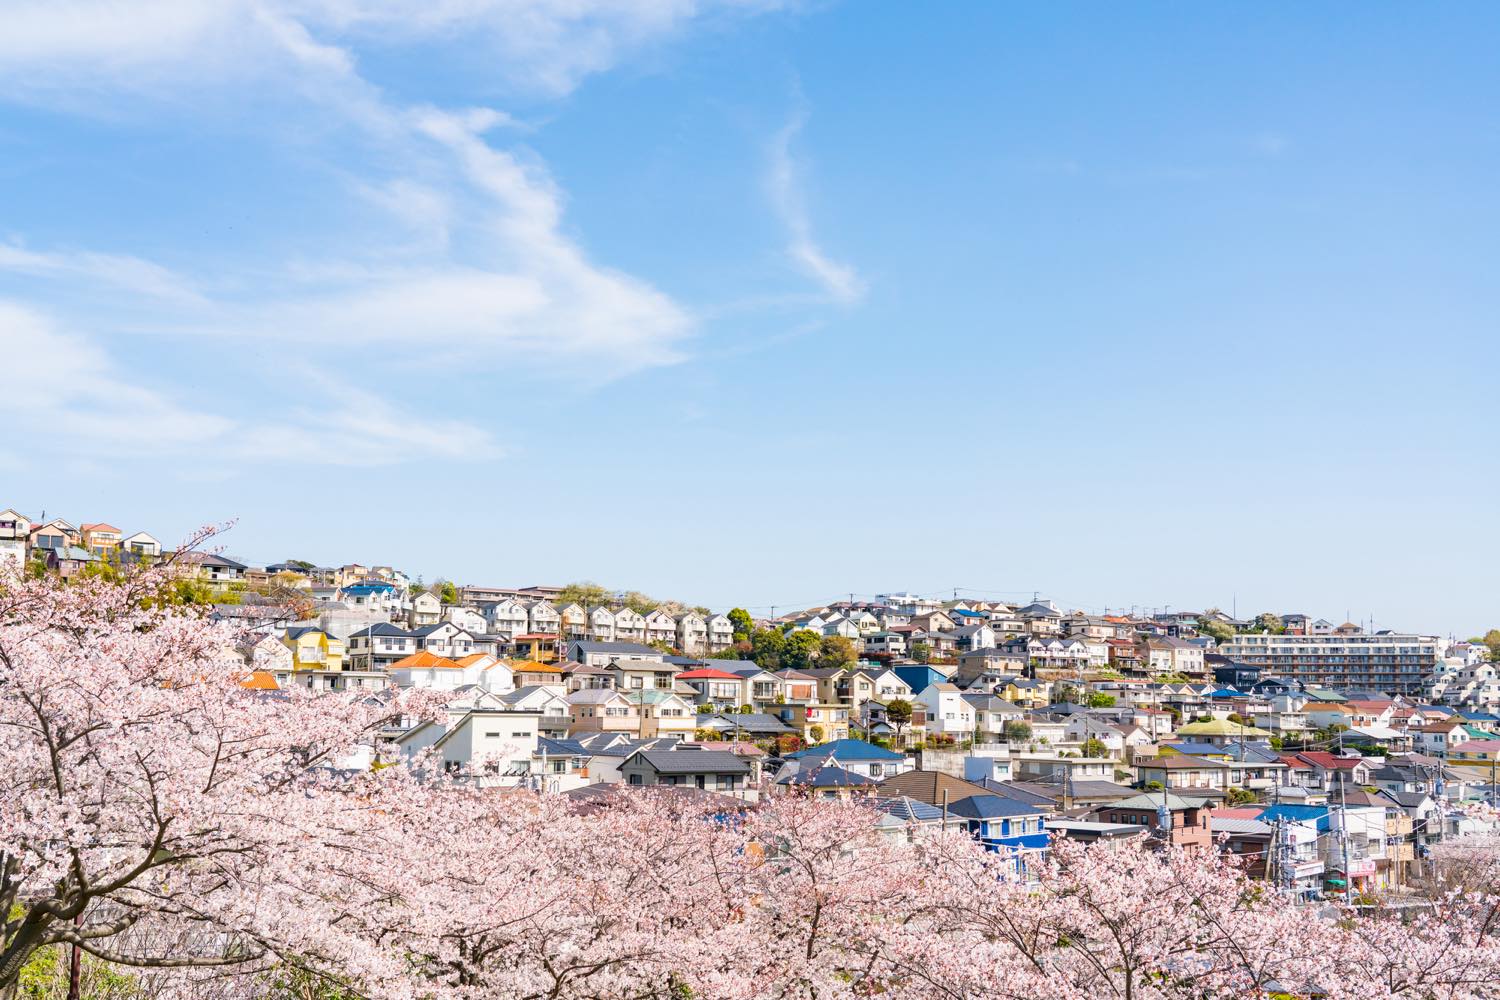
0 0 770 462
768 107 866 305
0 243 207 306
0 301 498 467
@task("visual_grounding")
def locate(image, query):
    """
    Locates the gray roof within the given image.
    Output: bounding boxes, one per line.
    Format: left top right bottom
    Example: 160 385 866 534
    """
702 713 794 735
777 765 874 787
567 688 626 704
537 737 588 757
1106 792 1216 811
1211 817 1274 835
628 749 751 776
876 796 944 822
571 641 662 655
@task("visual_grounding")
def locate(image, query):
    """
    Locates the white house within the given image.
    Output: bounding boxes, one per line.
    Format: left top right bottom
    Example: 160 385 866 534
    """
643 608 677 646
588 606 618 641
408 592 442 627
525 600 561 634
444 605 489 634
676 611 708 654
613 607 647 642
119 531 162 558
396 707 542 782
916 683 975 740
706 614 734 651
486 599 530 637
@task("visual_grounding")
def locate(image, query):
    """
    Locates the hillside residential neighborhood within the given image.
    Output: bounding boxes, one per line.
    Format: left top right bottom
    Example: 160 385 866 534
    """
7 506 1500 902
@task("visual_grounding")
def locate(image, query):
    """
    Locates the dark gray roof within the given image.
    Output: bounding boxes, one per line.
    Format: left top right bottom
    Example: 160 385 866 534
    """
876 796 944 822
571 641 662 655
777 765 873 788
949 795 1045 819
970 779 1055 806
537 737 589 757
353 622 413 638
628 749 751 775
703 713 793 735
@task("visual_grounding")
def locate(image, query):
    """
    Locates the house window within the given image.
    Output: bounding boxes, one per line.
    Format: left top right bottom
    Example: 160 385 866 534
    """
485 732 500 739
628 773 642 785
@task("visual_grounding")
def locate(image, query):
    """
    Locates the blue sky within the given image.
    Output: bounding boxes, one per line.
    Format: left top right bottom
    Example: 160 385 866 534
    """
1 3 1496 634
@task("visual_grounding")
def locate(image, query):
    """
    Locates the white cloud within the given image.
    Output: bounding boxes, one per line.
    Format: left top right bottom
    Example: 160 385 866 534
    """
768 108 865 305
0 244 206 305
0 301 497 466
0 0 788 100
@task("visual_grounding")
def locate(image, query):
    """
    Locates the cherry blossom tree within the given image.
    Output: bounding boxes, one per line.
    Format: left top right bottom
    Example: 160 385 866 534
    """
9 556 1500 1000
0 543 419 999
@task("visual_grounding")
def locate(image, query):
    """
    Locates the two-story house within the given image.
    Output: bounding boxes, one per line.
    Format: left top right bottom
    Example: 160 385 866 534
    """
282 626 347 672
411 622 478 660
348 622 419 670
643 608 678 647
619 747 751 793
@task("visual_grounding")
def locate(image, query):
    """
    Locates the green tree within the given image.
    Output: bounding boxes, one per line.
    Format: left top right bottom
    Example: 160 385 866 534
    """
818 635 858 669
1225 787 1257 806
433 579 458 605
620 590 660 615
749 627 786 670
1196 616 1237 644
1057 684 1081 704
728 607 754 642
912 641 931 663
555 581 613 608
1080 737 1109 758
1145 780 1164 791
808 725 825 744
1251 612 1285 635
1003 720 1032 743
1474 629 1500 661
1084 692 1116 708
884 699 914 746
780 629 822 670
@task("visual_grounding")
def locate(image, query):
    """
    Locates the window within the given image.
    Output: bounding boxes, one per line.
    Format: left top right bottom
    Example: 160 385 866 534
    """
628 773 642 785
485 732 500 739
511 731 528 738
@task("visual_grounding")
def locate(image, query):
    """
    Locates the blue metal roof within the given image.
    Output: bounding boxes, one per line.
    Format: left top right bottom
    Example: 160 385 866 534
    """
949 795 1045 819
787 738 904 762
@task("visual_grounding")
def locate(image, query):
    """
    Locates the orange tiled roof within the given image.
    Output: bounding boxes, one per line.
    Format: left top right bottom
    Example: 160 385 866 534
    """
391 650 465 670
512 660 561 673
455 653 496 668
239 670 280 691
81 523 121 533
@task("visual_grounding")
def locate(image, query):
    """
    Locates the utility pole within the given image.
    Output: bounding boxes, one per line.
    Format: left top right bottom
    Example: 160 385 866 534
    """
1338 775 1353 906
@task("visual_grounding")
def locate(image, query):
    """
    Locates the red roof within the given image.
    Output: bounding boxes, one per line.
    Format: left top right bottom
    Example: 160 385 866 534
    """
677 669 743 680
1293 751 1365 770
1212 807 1267 821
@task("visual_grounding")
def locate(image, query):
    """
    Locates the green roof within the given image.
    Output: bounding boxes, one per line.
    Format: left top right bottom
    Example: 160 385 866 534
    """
1174 719 1272 738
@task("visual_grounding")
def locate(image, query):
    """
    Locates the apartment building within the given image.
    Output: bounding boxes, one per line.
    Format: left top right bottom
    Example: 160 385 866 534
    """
1221 632 1441 696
